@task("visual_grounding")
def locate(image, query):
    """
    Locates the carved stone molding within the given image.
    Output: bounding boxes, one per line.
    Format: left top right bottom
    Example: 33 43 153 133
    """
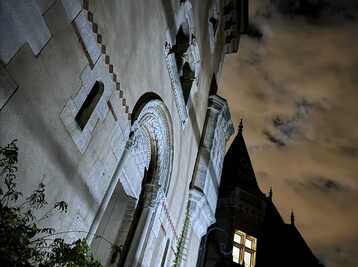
188 189 216 238
129 99 174 195
208 0 220 53
164 1 201 127
189 95 234 237
122 99 174 266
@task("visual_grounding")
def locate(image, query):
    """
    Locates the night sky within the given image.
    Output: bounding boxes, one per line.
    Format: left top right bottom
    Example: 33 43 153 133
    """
221 1 358 266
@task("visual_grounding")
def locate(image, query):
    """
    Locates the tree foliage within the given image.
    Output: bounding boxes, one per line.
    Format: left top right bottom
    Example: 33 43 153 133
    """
0 140 102 266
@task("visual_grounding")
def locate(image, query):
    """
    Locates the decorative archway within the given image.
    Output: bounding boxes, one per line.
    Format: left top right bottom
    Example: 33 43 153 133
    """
128 98 174 196
120 98 174 266
88 98 174 266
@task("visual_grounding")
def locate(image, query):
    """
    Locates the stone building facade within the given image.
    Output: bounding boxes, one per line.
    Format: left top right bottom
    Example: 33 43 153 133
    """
0 0 248 266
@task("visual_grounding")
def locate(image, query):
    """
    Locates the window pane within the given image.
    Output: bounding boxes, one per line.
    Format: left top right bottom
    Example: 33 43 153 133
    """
234 233 242 244
245 238 252 249
232 246 241 263
244 251 251 267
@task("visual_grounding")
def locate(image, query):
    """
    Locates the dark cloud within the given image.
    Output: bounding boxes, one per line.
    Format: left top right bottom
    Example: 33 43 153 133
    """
271 0 326 18
263 130 286 147
310 176 350 193
264 99 315 146
247 23 264 40
270 0 358 22
340 145 358 158
287 176 351 194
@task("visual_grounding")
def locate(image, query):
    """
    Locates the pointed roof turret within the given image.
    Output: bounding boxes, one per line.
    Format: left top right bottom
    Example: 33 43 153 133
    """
291 210 295 225
220 120 264 197
238 118 243 134
268 186 273 200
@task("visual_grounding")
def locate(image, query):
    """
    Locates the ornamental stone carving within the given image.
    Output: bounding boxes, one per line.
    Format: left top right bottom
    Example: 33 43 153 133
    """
189 95 234 238
208 0 220 53
122 99 174 266
164 1 201 127
128 99 174 197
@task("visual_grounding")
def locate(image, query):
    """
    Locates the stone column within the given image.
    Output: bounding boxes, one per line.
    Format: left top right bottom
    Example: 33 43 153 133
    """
124 184 163 267
188 95 234 265
86 141 131 243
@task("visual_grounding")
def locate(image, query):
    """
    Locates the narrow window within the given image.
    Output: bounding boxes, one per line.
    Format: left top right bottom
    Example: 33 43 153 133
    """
232 230 257 267
180 62 195 104
209 75 218 95
75 81 104 130
170 26 190 71
209 17 218 35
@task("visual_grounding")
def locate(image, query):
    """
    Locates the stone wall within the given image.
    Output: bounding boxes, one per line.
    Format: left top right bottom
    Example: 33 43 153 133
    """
0 0 234 266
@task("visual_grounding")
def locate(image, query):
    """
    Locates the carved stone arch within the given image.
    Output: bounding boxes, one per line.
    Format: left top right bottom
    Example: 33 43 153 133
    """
128 97 174 195
121 98 175 266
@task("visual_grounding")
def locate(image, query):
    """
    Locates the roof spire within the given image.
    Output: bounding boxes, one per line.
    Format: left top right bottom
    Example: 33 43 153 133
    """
238 118 243 134
291 210 295 225
268 186 273 200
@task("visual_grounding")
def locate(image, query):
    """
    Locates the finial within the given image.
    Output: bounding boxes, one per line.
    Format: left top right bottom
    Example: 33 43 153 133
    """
238 119 243 134
268 186 273 200
291 210 295 225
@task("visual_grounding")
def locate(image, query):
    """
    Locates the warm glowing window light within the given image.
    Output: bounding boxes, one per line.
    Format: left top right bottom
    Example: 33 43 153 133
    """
232 230 257 267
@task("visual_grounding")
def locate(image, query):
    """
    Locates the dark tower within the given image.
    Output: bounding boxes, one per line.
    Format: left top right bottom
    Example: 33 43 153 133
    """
198 122 324 267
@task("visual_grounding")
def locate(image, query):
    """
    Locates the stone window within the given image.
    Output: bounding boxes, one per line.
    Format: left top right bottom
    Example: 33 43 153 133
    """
180 62 195 104
164 1 200 127
169 26 195 105
232 230 257 267
75 81 104 130
60 62 113 154
208 0 220 52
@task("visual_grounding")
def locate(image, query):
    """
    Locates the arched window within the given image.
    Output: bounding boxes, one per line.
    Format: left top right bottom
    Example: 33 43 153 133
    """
233 230 257 267
75 81 104 130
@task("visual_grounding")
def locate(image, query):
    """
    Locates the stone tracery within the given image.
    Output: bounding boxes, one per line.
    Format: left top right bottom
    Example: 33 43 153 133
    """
128 98 174 197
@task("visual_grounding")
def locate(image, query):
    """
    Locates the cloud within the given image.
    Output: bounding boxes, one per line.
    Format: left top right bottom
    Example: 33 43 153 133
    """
246 23 264 40
270 0 358 22
310 176 350 193
263 99 315 147
263 130 286 147
288 176 351 194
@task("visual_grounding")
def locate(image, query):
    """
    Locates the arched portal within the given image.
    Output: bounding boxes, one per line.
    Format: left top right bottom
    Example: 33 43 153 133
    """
120 98 174 266
90 98 174 266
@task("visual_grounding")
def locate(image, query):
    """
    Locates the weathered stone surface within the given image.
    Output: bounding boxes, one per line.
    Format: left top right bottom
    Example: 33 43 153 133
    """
0 1 244 266
0 0 51 64
73 10 101 67
0 64 17 110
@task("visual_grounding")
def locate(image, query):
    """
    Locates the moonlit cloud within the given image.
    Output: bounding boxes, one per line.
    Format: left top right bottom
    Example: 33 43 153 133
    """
220 1 358 266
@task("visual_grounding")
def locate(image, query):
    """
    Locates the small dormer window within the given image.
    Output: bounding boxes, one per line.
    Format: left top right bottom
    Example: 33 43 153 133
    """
75 81 104 130
232 230 257 267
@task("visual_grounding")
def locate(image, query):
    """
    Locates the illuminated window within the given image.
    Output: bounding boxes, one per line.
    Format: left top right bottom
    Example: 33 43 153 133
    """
232 230 257 267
